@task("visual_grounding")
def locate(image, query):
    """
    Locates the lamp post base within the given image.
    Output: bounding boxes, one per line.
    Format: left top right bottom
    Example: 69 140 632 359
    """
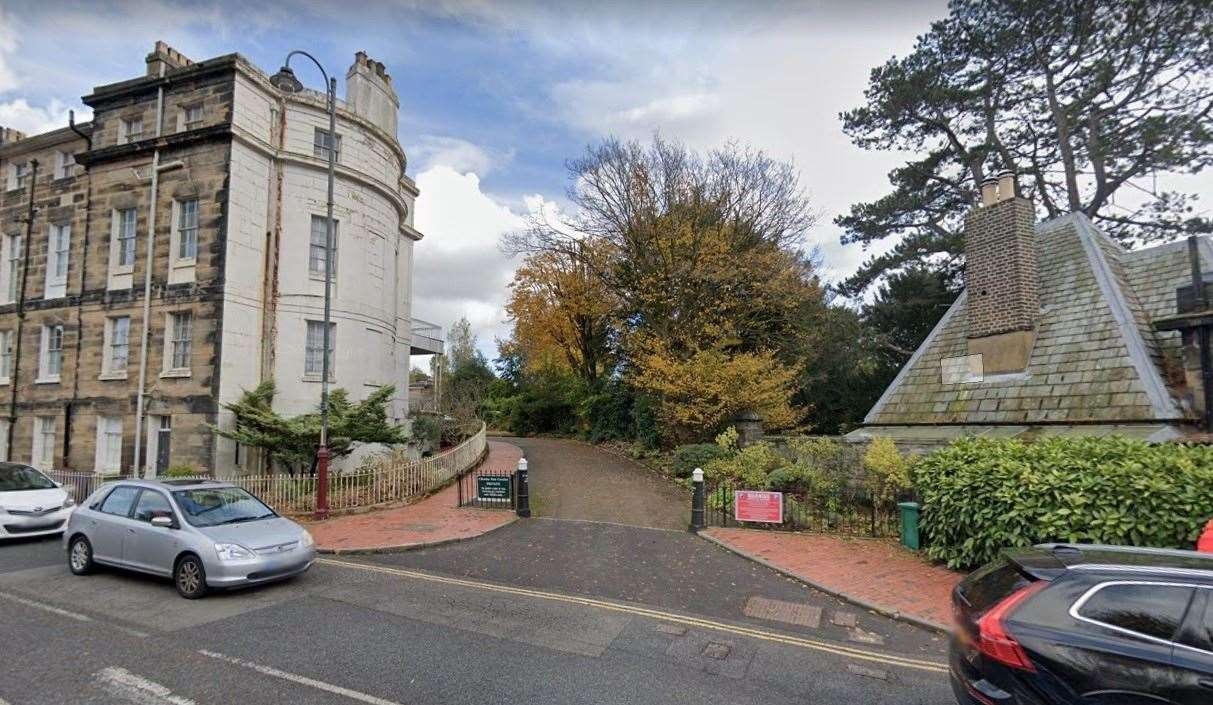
314 445 331 521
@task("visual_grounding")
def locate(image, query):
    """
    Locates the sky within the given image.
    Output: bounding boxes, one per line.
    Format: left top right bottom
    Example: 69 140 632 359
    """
0 0 951 359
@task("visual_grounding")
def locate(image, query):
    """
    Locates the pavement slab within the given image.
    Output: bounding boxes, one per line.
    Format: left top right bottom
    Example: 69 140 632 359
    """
701 527 962 631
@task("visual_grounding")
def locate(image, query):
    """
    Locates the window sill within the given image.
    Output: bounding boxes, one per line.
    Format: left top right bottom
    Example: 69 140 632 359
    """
302 374 336 383
35 376 61 385
171 258 197 268
98 371 128 381
0 378 8 386
160 369 192 379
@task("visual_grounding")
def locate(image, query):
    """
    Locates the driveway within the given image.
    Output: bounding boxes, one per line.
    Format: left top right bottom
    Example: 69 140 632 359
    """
507 437 689 530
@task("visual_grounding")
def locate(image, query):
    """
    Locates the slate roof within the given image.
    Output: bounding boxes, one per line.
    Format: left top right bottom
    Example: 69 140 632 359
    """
857 213 1212 436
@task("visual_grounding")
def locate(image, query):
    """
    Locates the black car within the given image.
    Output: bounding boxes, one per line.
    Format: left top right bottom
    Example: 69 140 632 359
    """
950 543 1213 705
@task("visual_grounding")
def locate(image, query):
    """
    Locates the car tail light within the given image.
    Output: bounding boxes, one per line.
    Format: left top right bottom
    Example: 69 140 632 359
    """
977 579 1047 671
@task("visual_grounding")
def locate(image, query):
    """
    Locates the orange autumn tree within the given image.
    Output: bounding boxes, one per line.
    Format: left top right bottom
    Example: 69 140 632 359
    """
632 343 799 442
505 136 827 442
505 241 616 384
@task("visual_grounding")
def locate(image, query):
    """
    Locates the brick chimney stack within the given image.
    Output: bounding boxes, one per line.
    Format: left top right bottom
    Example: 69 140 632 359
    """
146 40 194 77
964 170 1039 374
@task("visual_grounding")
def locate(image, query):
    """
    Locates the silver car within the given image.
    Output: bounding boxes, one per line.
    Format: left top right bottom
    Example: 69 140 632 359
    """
64 478 315 598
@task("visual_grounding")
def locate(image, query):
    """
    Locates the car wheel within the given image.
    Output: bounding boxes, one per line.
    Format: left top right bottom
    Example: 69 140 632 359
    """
68 535 94 575
174 555 208 599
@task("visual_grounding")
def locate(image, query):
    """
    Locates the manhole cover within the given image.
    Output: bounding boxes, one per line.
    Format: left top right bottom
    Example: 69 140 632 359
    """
702 642 731 660
743 596 822 628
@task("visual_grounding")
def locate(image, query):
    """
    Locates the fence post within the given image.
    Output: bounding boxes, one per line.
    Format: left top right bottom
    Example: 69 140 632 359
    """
689 468 705 532
515 457 531 518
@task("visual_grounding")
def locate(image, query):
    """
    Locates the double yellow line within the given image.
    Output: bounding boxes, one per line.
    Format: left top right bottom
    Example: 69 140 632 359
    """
318 557 949 675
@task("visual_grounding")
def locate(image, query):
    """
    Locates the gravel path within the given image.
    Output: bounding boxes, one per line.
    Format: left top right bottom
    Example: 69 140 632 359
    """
505 437 689 530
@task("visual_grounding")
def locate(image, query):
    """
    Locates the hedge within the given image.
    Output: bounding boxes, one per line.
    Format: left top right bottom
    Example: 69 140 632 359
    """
914 436 1213 569
672 443 730 478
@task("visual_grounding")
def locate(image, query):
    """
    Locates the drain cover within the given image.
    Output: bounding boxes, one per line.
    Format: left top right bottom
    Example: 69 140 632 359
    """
743 596 822 628
701 642 731 660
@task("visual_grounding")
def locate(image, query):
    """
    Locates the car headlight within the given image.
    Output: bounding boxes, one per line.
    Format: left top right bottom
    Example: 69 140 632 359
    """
214 543 255 562
300 530 315 548
62 497 75 509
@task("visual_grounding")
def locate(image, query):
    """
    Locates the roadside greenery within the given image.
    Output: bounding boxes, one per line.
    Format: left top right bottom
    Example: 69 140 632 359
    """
212 381 407 475
915 437 1213 569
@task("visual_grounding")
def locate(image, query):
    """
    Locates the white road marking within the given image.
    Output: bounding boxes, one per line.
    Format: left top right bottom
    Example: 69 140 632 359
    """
0 590 92 622
198 650 404 705
94 667 197 705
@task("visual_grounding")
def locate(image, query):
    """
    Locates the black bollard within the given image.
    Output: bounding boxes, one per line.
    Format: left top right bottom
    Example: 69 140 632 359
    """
515 457 531 518
690 467 705 532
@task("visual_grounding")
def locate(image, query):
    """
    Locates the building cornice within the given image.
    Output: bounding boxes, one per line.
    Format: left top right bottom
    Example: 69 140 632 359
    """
74 123 231 168
0 124 94 159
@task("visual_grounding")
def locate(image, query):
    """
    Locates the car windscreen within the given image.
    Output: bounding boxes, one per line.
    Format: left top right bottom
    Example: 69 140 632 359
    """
0 464 56 492
171 487 276 527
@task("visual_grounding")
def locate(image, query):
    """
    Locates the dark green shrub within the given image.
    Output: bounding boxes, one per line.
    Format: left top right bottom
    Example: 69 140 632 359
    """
915 437 1213 569
410 416 441 451
672 443 730 478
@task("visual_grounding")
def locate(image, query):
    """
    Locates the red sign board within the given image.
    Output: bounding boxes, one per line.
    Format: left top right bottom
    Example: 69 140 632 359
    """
734 490 783 524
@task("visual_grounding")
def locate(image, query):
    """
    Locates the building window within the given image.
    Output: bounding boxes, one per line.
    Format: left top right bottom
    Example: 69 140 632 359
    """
45 224 70 298
182 104 203 130
33 416 55 470
176 199 198 260
166 312 193 372
39 324 64 382
105 316 130 374
95 416 123 473
54 150 75 180
115 208 137 268
4 234 21 303
309 215 338 281
122 117 144 144
313 128 342 162
12 162 29 190
305 320 335 379
0 330 12 382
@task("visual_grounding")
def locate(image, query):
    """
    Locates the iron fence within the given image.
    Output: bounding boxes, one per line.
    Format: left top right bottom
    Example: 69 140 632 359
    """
704 479 900 538
46 422 488 517
456 460 515 509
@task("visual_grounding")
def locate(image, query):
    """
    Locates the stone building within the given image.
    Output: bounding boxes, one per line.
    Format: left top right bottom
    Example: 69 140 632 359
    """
849 172 1211 450
0 42 441 476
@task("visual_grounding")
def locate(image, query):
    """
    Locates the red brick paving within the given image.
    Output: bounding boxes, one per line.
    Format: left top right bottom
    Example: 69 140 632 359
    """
305 441 522 553
702 527 962 630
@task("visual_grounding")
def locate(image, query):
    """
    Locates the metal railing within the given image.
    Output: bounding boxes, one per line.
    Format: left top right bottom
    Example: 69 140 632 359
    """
410 318 442 340
704 479 900 538
46 422 488 517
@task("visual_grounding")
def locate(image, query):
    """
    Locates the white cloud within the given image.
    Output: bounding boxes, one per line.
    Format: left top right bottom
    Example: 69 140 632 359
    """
411 164 553 359
410 135 501 177
0 9 19 92
0 98 85 136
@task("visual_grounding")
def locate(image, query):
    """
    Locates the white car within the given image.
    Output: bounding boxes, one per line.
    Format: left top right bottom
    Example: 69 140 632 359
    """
0 463 76 539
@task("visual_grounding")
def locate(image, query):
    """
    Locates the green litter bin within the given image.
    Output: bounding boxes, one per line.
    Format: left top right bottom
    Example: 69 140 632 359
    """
898 502 921 551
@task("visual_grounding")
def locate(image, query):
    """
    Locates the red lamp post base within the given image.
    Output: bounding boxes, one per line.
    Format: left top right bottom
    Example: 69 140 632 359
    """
314 445 331 520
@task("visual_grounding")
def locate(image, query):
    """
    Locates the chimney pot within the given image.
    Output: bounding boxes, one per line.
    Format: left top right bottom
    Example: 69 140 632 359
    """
997 170 1017 202
980 177 999 207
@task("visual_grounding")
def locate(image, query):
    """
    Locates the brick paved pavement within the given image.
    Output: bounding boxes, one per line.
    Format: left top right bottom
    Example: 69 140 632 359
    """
306 441 522 553
701 527 962 631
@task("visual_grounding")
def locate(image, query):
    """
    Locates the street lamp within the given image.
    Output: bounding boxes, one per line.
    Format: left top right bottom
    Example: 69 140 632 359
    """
271 51 337 520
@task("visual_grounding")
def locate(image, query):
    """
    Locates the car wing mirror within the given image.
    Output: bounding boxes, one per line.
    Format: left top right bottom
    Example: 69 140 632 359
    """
151 516 175 529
